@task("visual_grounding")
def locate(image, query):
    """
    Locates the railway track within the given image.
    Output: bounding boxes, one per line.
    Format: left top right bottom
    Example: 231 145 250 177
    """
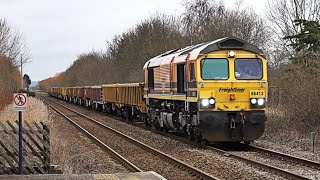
40 95 219 180
106 112 319 179
141 125 318 179
42 96 141 173
142 122 319 179
249 144 320 168
243 145 320 179
205 145 318 180
104 108 320 179
42 95 320 179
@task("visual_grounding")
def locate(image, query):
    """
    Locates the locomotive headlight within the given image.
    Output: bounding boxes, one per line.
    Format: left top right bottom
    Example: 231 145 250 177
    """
250 98 266 108
257 98 265 106
251 98 257 104
200 98 215 108
209 98 215 105
228 50 235 57
201 99 209 106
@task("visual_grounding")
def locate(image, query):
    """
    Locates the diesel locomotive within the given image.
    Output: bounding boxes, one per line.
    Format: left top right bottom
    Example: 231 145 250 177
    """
48 37 268 143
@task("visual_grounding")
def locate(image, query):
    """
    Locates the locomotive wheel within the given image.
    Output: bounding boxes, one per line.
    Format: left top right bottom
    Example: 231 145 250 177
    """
188 128 195 141
194 129 202 144
141 114 150 127
126 108 133 122
154 123 162 131
155 125 161 131
163 126 169 133
195 135 202 144
121 108 127 120
201 139 209 145
116 107 122 117
105 105 111 114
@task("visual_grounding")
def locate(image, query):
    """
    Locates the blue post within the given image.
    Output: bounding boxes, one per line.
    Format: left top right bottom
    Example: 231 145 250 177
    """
19 111 23 175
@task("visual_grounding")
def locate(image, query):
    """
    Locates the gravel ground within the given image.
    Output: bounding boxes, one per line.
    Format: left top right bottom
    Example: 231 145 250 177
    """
50 97 286 180
231 150 320 179
49 109 129 174
50 101 199 180
253 139 320 162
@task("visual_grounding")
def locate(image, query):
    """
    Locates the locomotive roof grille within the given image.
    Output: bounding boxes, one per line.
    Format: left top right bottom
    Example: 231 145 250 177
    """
144 37 265 69
179 43 206 55
160 48 180 57
219 39 244 48
199 38 265 57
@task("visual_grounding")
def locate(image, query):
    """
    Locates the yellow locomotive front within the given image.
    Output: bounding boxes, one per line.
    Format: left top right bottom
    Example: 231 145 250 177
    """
196 49 267 142
144 37 267 143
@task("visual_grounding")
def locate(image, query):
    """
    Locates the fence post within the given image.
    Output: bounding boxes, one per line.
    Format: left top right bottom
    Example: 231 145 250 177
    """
311 132 315 153
18 111 23 175
42 123 50 173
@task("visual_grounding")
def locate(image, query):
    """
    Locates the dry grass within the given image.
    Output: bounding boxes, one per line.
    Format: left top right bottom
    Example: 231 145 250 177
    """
267 64 320 136
264 64 320 153
0 97 49 123
49 110 124 174
0 97 50 174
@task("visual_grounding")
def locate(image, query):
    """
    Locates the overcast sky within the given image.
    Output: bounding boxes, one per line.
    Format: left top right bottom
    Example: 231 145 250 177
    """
0 0 267 81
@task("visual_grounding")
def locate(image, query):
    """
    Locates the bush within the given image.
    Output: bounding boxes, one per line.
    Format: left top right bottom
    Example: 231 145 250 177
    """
268 62 320 136
17 89 36 97
28 91 36 97
18 89 29 93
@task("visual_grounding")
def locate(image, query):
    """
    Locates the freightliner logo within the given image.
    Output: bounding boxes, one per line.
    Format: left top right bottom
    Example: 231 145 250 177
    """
219 87 245 93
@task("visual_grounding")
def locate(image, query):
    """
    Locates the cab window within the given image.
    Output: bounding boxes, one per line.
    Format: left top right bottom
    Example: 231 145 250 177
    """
235 59 262 80
201 58 229 80
190 62 195 81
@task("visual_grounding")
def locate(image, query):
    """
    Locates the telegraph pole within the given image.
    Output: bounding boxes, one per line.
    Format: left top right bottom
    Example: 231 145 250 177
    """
21 57 23 89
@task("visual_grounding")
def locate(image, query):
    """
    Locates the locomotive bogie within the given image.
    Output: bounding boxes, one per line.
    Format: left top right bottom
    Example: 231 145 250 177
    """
198 111 266 141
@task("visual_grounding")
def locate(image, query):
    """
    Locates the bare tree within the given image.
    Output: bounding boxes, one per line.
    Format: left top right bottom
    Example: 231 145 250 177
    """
0 18 29 107
181 0 270 50
266 0 320 51
181 0 225 44
0 18 30 67
106 13 184 83
0 55 21 108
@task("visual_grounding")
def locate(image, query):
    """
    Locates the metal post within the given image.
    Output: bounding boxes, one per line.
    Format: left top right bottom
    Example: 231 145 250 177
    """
19 111 23 174
20 57 23 89
311 132 315 153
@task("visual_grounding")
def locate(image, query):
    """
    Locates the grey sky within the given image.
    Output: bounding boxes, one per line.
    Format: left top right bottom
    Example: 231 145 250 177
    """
0 0 267 81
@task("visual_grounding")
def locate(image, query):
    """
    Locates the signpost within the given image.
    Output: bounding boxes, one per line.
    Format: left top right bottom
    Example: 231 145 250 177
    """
13 93 28 175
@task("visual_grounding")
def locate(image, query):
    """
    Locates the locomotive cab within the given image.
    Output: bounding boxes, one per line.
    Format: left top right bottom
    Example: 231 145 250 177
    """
196 49 267 142
144 37 268 143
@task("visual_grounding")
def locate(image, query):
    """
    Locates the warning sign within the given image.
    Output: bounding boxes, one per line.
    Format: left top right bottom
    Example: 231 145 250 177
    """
14 93 28 111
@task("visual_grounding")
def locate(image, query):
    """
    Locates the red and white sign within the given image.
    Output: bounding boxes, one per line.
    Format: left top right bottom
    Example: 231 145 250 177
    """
14 93 28 111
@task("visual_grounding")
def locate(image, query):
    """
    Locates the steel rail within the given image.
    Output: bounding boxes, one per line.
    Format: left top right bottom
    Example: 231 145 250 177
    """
43 97 142 173
41 95 219 180
43 94 313 179
205 146 312 180
249 145 320 169
102 108 315 180
132 122 314 179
